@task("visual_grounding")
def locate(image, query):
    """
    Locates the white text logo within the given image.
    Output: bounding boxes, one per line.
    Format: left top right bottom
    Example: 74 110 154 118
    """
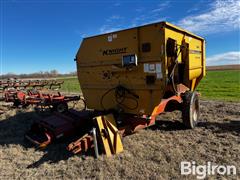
181 161 237 179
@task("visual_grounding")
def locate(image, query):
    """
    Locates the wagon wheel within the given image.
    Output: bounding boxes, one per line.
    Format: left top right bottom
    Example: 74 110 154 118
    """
72 97 86 111
53 102 68 113
182 91 200 129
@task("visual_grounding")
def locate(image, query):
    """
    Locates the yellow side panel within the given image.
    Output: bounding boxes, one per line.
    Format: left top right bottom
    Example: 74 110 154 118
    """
77 23 166 115
165 27 205 84
77 22 206 114
188 37 203 71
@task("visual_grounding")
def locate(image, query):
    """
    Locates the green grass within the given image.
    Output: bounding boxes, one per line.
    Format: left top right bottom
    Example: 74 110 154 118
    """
197 70 240 102
59 70 240 101
59 76 81 93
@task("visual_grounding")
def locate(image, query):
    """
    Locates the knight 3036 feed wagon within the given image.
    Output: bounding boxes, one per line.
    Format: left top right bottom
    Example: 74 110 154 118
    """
26 21 206 157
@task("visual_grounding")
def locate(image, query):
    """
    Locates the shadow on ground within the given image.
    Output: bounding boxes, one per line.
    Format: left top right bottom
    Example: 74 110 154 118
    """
198 120 240 134
151 118 240 135
150 120 186 131
0 109 75 168
0 109 239 168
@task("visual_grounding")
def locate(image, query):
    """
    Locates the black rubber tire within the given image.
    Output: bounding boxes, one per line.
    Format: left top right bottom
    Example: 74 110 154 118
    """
182 91 200 129
53 102 68 113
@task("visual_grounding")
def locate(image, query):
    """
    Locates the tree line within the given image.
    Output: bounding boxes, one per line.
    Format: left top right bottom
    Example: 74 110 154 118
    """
1 70 77 79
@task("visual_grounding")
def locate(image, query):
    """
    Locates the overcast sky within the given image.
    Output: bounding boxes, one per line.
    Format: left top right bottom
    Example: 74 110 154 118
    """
0 0 240 74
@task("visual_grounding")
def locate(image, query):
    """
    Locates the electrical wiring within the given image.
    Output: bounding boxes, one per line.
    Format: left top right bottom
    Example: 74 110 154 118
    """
100 85 139 111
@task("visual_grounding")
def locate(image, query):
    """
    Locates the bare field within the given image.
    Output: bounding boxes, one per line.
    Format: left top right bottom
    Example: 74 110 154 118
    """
0 99 239 179
207 64 240 71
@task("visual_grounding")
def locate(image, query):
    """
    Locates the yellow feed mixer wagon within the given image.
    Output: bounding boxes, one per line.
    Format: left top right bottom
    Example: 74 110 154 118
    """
26 21 205 157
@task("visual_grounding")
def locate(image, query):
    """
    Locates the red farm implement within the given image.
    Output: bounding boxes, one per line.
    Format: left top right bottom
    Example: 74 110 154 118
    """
4 90 84 113
0 79 64 91
0 79 84 113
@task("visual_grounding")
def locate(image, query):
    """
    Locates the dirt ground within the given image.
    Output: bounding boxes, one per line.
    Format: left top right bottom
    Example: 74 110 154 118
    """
0 99 239 179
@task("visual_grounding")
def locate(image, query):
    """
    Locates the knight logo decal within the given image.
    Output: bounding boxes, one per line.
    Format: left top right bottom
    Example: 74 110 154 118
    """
102 47 127 56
